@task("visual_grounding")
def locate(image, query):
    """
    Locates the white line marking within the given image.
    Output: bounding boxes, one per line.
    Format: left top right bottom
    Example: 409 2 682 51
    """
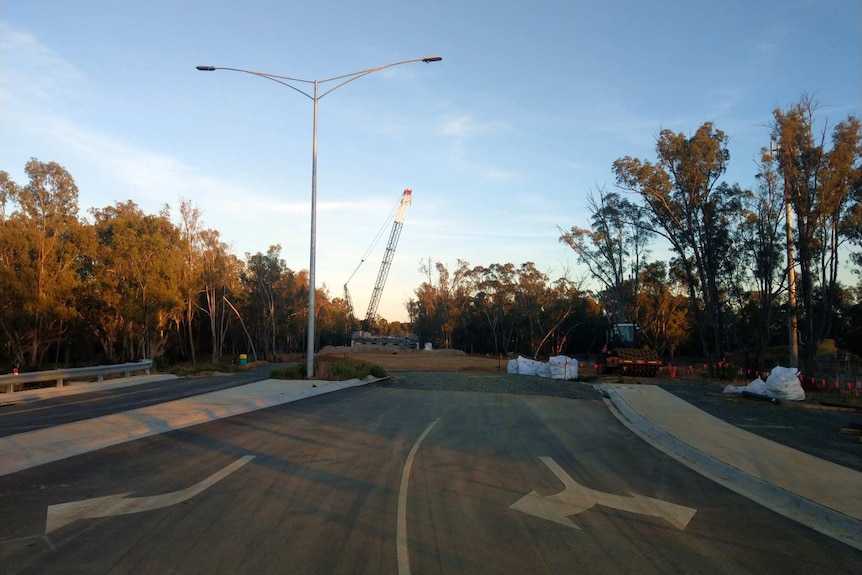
397 419 439 575
45 455 254 533
510 456 697 530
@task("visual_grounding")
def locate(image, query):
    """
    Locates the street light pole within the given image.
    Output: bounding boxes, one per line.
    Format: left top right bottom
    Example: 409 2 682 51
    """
196 56 442 378
310 79 319 380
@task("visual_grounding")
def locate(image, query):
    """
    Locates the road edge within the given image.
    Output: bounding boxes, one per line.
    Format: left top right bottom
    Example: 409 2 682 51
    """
599 383 862 552
0 377 380 478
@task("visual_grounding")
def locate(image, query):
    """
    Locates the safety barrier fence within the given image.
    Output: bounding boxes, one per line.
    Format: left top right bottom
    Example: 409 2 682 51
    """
0 361 153 394
587 360 861 397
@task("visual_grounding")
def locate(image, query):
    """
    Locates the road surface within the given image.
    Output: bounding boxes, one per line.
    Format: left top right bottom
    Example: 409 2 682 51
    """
1 378 859 574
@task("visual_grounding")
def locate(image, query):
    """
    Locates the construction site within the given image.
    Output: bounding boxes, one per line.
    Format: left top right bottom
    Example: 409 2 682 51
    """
342 188 416 350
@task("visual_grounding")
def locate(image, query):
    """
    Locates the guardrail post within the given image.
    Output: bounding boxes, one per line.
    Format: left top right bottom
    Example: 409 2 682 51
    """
0 360 153 394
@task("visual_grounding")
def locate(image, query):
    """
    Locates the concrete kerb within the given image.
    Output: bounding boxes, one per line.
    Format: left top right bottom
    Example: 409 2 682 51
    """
598 383 862 552
0 376 381 478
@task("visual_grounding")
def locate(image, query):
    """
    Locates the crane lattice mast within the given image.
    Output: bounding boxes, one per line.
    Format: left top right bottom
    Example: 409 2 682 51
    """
343 285 355 325
364 189 412 325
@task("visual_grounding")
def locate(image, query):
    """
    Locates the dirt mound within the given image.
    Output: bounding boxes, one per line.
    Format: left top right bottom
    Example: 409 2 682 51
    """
317 346 501 372
319 345 468 356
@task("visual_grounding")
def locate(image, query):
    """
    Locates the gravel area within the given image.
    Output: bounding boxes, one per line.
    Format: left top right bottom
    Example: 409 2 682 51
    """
371 371 862 472
371 371 603 400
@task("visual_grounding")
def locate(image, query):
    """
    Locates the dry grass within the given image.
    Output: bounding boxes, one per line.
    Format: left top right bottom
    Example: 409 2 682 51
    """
317 346 505 372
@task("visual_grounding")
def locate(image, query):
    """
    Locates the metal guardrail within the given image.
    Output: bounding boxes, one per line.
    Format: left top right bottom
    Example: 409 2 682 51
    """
0 360 153 394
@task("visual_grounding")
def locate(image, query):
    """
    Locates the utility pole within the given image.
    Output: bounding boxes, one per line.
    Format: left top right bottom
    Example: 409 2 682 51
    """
772 140 799 368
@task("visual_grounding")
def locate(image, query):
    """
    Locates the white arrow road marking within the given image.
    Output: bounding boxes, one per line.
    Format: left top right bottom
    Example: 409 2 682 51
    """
510 456 697 530
45 455 255 534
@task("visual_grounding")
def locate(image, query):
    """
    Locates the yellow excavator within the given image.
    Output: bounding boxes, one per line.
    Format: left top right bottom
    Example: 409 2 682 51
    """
596 322 661 377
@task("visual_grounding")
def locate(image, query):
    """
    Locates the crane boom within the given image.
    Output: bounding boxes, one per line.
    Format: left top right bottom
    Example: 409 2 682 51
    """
365 189 412 324
344 284 355 324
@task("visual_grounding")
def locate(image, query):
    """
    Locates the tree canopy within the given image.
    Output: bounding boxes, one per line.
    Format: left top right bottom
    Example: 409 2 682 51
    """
1 95 860 380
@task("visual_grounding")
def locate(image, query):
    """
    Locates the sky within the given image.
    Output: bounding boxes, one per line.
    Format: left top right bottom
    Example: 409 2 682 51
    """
2 0 860 322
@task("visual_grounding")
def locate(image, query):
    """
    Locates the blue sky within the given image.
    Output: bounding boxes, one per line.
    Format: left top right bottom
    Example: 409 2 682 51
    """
2 0 860 322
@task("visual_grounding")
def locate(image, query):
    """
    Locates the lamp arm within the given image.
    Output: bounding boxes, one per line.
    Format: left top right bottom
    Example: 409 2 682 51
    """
318 57 441 100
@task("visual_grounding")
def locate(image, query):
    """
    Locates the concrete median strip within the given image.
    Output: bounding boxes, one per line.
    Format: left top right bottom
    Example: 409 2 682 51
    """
600 383 862 552
0 378 374 478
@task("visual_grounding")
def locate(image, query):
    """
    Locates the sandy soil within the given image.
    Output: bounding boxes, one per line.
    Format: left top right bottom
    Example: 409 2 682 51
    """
317 346 507 372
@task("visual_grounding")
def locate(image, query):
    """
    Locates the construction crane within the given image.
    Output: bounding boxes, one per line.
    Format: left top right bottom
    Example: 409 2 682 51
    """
343 189 412 330
366 189 412 326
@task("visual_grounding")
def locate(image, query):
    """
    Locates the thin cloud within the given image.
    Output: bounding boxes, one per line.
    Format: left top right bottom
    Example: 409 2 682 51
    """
0 21 274 242
482 165 521 182
438 113 508 137
0 22 89 106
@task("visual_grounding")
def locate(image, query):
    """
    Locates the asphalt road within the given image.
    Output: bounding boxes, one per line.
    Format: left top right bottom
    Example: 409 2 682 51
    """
1 374 859 574
380 371 862 473
655 380 862 473
0 364 285 437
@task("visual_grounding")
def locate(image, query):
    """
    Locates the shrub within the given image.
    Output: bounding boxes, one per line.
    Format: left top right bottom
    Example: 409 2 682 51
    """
270 363 305 379
270 355 387 381
170 362 238 376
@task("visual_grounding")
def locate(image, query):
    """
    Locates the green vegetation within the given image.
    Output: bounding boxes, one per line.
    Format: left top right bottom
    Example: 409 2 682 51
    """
270 357 387 381
1 95 859 386
169 362 241 377
269 363 305 380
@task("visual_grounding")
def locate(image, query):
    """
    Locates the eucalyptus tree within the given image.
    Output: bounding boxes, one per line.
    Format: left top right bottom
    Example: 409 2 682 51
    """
0 160 88 368
430 260 472 350
242 245 286 360
411 259 596 358
408 259 472 349
613 122 744 361
198 228 245 362
635 261 691 360
314 284 351 349
468 262 517 355
87 201 184 361
407 275 436 346
511 261 548 356
284 268 312 353
771 96 862 369
178 199 203 365
511 262 586 357
529 274 595 358
559 188 651 323
736 149 787 369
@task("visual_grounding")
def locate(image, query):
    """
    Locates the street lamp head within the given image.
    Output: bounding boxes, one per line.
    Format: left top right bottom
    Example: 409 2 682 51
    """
196 65 216 71
422 56 443 63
